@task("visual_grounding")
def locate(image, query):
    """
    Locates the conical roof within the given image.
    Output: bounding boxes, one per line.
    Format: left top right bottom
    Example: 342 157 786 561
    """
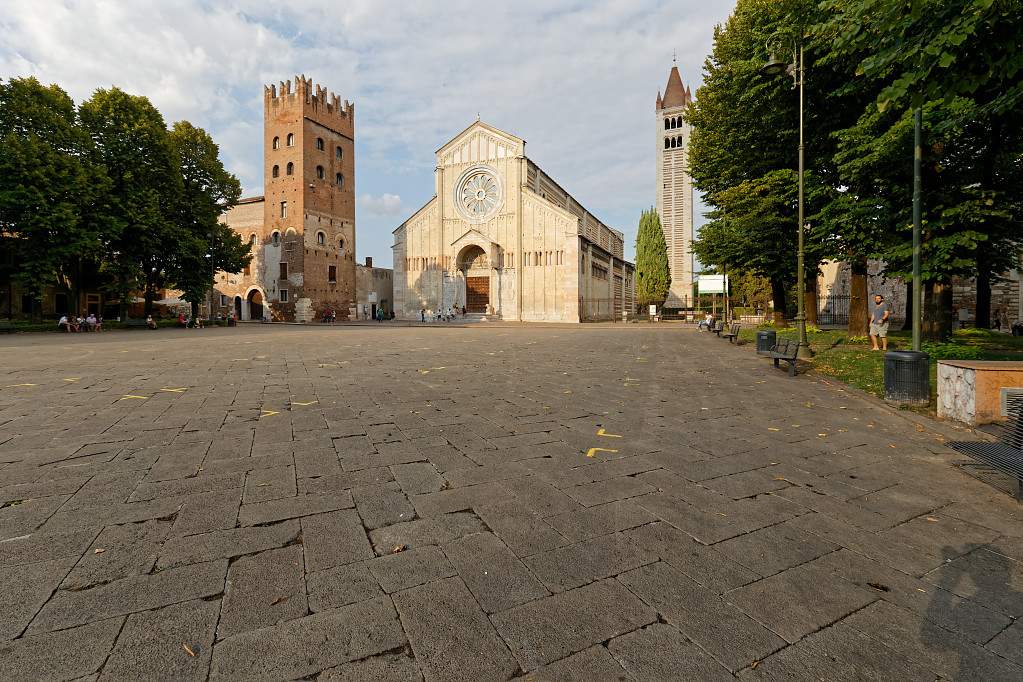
660 66 689 109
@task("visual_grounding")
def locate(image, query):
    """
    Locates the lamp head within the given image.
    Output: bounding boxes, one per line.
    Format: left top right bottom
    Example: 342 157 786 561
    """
760 53 787 77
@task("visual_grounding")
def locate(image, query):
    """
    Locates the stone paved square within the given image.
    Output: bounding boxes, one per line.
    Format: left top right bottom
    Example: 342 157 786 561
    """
1 323 1022 680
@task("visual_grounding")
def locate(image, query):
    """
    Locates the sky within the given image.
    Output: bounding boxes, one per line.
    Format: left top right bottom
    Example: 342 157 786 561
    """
0 0 733 268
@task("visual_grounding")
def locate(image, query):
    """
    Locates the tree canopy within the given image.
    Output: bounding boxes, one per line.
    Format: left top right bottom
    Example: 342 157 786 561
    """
634 208 671 307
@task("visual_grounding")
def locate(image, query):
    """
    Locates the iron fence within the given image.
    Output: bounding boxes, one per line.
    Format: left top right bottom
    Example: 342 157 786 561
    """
817 294 850 327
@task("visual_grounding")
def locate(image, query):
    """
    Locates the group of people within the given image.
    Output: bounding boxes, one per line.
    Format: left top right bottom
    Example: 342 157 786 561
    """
58 313 102 332
176 312 205 329
420 306 467 322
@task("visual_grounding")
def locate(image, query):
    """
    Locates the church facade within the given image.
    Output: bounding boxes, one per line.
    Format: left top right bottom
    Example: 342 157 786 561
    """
656 64 695 308
392 121 634 322
215 76 357 322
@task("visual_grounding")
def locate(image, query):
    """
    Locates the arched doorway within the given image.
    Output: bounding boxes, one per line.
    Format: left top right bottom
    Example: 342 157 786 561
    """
247 289 263 321
234 296 242 320
457 245 490 313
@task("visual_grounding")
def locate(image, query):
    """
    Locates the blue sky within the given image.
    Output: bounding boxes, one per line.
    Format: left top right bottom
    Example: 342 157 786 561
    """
1 0 732 267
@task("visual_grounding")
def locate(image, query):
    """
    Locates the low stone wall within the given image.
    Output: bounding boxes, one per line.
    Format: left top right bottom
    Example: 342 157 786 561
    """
937 360 1023 426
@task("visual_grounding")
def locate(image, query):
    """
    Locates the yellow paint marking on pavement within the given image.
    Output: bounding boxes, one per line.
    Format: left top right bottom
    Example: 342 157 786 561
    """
291 400 318 406
586 447 619 458
6 383 37 388
596 428 622 438
160 387 188 393
260 410 279 418
63 378 81 382
118 395 148 401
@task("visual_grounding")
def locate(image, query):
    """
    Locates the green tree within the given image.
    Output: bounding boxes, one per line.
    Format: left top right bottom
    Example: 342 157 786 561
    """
0 78 108 319
79 87 183 319
821 0 1023 335
167 121 246 318
634 208 671 308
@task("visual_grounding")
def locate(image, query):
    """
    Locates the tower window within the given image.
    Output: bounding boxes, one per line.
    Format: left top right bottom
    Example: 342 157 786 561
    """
280 262 288 279
271 230 281 245
316 137 324 151
328 265 337 283
280 201 287 218
664 119 670 130
336 146 343 160
664 138 670 149
335 173 343 188
272 165 279 178
272 136 280 150
286 133 295 147
338 237 345 251
316 165 324 180
316 231 325 245
249 233 257 245
279 289 289 302
286 162 294 176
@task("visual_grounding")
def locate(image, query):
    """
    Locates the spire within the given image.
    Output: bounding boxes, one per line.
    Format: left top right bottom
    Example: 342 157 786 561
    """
656 90 663 109
661 64 688 109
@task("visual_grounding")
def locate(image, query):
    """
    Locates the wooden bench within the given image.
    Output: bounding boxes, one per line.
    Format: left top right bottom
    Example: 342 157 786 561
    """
721 323 740 343
768 339 800 377
712 320 725 337
121 319 152 330
949 398 1023 499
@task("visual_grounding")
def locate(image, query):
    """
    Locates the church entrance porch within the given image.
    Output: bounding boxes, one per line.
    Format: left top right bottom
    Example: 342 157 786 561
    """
466 276 489 313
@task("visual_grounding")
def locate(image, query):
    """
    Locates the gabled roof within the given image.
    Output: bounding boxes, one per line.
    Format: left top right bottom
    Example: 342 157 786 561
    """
659 65 690 110
436 119 524 156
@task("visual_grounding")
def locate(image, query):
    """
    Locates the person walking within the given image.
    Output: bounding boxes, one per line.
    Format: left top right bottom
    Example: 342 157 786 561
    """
420 308 426 323
869 294 891 351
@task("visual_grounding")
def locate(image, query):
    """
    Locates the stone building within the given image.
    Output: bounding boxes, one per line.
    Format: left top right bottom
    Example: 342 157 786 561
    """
355 257 394 319
214 76 357 322
656 62 695 309
392 120 634 322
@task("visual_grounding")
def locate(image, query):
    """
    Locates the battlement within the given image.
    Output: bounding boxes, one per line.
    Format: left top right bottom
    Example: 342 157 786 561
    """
264 75 354 120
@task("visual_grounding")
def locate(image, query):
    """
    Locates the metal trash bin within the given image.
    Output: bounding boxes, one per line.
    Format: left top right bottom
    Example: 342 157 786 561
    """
756 329 777 355
884 350 930 405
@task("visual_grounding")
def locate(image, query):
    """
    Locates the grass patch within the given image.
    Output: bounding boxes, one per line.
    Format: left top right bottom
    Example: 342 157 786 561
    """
737 325 1023 408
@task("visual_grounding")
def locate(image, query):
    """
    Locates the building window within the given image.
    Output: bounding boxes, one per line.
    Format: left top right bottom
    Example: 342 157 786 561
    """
335 146 342 160
316 137 324 151
272 165 279 178
316 231 325 245
280 201 287 218
272 136 280 149
286 133 294 147
328 265 337 283
316 165 324 180
335 173 343 188
271 230 281 245
280 289 289 302
592 263 609 280
220 295 228 306
249 233 256 245
280 262 288 279
338 237 345 251
286 162 294 176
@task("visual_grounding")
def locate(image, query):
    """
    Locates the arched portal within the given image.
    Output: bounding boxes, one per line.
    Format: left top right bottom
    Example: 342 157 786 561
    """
234 296 242 320
457 244 490 314
247 289 264 321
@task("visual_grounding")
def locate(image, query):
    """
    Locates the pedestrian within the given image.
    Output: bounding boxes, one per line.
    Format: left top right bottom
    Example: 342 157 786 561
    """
420 308 425 323
58 314 71 332
146 314 157 330
461 305 466 317
95 315 103 332
869 294 891 351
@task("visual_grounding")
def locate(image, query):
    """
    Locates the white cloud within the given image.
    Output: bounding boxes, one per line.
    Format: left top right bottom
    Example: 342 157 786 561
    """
0 0 734 266
358 193 404 217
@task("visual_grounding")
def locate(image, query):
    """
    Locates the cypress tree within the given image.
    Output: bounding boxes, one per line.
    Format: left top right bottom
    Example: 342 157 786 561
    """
635 208 671 308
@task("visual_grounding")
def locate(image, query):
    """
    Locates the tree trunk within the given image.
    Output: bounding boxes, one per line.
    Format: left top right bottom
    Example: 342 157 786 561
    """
770 278 789 327
804 275 818 327
923 280 953 341
975 254 992 328
901 279 913 331
190 300 199 320
849 257 869 336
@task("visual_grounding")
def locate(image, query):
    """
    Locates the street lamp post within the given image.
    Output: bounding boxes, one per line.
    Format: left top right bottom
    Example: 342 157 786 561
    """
761 42 813 359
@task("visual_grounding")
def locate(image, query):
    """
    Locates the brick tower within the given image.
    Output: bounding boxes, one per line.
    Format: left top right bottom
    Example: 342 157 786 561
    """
262 76 356 321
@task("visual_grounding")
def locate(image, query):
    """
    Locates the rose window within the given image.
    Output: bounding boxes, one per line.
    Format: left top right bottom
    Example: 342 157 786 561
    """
455 167 502 221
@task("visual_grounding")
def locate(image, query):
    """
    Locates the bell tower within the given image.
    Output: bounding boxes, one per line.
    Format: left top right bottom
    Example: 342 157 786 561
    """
655 60 694 309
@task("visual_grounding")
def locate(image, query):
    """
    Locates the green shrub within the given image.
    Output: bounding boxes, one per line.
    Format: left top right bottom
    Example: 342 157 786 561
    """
846 335 870 344
952 327 996 338
921 341 984 360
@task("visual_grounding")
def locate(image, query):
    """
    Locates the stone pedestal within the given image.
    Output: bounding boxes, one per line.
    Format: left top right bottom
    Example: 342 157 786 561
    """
937 360 1023 426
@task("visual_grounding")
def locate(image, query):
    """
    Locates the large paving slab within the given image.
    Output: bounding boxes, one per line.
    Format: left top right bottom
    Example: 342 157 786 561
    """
0 323 1019 680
